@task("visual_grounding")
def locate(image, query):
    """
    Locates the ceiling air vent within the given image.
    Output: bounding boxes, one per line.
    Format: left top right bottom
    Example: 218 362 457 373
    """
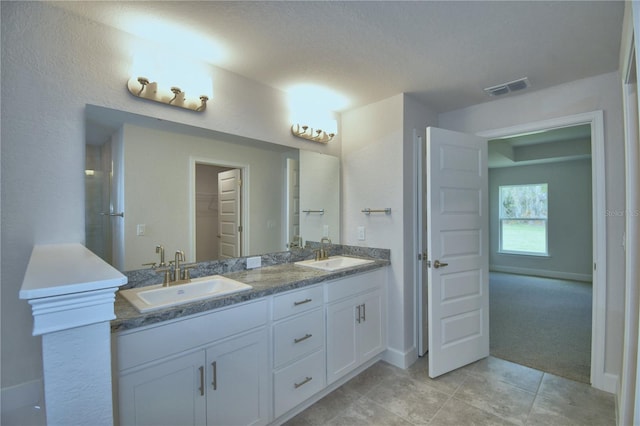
484 77 530 97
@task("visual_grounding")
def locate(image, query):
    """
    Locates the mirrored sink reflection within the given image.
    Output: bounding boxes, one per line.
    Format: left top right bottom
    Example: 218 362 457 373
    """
294 256 375 272
120 275 252 313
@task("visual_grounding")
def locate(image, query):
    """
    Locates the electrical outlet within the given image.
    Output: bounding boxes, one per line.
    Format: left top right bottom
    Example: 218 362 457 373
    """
136 224 146 236
358 226 366 241
323 225 329 237
246 256 261 269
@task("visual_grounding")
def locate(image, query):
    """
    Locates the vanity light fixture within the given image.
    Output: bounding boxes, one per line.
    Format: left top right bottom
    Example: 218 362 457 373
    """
291 124 335 144
127 76 209 112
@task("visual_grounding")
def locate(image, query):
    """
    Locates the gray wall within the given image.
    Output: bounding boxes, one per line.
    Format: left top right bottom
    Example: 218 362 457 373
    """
489 159 593 281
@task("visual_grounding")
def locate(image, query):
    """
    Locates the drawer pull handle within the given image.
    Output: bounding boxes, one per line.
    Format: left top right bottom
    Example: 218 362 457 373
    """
294 333 313 344
198 366 205 396
294 376 313 389
294 298 312 306
211 361 217 390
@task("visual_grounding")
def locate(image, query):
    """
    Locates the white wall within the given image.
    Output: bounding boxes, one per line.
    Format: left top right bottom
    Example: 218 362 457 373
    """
0 2 339 391
439 71 625 380
341 93 438 367
489 159 593 281
342 94 405 364
402 94 440 357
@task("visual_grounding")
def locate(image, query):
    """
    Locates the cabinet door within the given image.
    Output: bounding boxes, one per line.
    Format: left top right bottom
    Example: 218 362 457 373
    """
118 351 207 426
326 298 358 384
206 329 269 426
358 289 385 362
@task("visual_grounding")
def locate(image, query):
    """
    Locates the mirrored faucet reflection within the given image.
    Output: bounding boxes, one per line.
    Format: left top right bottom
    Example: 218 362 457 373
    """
289 235 303 249
146 247 196 287
156 245 166 267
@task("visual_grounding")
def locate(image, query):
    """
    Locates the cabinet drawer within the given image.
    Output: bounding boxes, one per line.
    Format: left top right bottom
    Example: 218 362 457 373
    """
273 285 323 320
273 309 324 368
326 269 385 303
274 349 325 418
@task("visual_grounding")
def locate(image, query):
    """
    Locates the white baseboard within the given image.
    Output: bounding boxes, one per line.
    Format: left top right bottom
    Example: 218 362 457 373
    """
490 265 592 282
1 379 44 413
601 372 619 395
382 346 418 369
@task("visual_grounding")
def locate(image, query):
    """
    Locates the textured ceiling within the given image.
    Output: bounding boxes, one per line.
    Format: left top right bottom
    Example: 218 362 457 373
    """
52 1 625 113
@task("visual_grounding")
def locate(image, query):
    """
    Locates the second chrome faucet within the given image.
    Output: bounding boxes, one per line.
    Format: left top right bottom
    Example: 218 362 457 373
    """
155 249 196 287
315 237 332 261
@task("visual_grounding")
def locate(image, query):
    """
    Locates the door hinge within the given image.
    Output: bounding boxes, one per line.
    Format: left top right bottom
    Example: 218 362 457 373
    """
238 225 243 233
238 179 242 187
594 262 596 271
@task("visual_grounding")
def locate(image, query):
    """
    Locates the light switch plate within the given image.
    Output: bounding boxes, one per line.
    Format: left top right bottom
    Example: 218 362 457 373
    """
246 256 261 269
323 225 329 237
136 224 146 236
357 226 366 241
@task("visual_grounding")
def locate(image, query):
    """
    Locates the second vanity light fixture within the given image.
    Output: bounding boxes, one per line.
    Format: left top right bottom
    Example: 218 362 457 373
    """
291 123 336 144
127 76 209 112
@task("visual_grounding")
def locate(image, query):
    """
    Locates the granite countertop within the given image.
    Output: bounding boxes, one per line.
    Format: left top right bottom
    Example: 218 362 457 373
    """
112 259 389 333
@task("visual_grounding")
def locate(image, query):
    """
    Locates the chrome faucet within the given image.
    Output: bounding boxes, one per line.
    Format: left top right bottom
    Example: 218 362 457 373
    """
173 250 185 282
316 237 332 261
156 249 195 286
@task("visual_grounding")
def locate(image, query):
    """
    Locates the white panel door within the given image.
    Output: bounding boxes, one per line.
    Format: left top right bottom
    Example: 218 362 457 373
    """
218 169 241 259
426 127 489 378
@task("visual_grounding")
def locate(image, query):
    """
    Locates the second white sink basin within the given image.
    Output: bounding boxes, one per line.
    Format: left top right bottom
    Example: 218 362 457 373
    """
120 275 252 313
295 256 375 272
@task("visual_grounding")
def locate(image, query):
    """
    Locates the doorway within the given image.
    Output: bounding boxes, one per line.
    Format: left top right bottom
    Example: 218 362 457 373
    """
415 111 609 390
193 162 243 262
487 125 593 383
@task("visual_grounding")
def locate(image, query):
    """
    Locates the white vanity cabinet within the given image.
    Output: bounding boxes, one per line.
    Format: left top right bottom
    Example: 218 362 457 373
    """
271 285 326 418
326 269 386 384
114 264 388 425
114 300 269 426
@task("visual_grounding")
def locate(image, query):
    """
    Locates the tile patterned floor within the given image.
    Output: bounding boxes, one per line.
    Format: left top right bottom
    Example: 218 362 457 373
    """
284 356 615 426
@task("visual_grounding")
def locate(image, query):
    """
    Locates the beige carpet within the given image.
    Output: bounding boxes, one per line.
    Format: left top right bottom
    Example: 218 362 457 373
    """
489 272 592 384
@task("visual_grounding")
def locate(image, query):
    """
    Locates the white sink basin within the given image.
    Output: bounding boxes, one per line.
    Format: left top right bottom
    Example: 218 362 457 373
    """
295 256 375 272
120 275 252 313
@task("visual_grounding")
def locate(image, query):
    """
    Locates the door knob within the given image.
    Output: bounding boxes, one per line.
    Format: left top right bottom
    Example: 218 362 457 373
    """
433 260 448 268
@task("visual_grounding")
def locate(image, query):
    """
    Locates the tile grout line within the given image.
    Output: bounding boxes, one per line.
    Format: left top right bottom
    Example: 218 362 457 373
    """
428 371 472 424
523 372 546 425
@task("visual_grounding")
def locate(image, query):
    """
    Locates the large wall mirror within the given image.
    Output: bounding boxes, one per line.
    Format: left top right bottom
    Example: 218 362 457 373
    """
84 105 340 272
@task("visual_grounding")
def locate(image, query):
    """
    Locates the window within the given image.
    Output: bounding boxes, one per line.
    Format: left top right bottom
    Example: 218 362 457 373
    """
499 183 548 255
